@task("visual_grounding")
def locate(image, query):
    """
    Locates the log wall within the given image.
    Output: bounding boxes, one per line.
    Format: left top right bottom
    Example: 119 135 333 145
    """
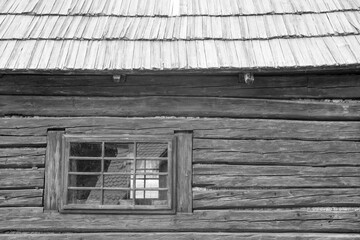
0 74 359 239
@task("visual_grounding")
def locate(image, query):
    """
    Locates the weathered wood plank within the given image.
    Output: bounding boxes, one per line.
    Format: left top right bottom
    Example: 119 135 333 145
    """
193 164 360 188
192 119 360 140
0 189 43 207
306 74 360 99
0 136 46 146
1 95 359 120
175 132 193 213
0 169 44 189
1 118 360 144
0 207 359 232
194 139 360 153
0 148 45 168
2 233 360 240
308 75 360 88
1 74 359 99
193 188 360 209
194 139 360 166
44 131 63 211
194 151 360 166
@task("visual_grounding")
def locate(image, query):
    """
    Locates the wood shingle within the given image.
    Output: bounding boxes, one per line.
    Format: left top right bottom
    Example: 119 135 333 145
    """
0 0 359 72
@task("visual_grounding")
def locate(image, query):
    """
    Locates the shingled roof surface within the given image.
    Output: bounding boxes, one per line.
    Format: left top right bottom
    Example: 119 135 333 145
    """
0 0 359 72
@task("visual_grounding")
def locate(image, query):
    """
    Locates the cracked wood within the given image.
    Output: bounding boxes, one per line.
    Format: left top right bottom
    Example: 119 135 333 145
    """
0 189 43 207
0 169 44 189
0 148 45 168
193 188 360 209
193 139 360 166
1 95 359 120
193 164 360 188
2 233 360 239
0 118 360 146
0 207 359 232
1 74 359 99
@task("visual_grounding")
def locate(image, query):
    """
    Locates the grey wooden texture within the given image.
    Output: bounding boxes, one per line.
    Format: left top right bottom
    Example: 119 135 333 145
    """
1 233 360 240
1 74 359 99
193 189 360 209
193 164 360 188
44 131 63 211
193 136 360 207
175 132 193 213
0 169 44 189
0 189 43 207
1 95 359 120
1 118 359 146
193 139 360 166
0 207 359 232
0 148 45 167
0 116 358 233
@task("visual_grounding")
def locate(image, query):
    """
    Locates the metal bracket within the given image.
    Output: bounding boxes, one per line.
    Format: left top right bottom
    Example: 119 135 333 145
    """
243 72 254 85
113 74 127 83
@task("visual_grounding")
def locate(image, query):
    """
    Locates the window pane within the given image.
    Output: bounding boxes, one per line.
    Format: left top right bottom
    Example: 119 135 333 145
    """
103 159 133 189
105 143 134 158
69 159 101 172
135 190 168 206
104 174 132 188
104 159 133 173
103 190 132 205
135 174 159 189
68 175 100 187
67 189 101 205
136 143 168 157
136 160 167 173
70 142 101 157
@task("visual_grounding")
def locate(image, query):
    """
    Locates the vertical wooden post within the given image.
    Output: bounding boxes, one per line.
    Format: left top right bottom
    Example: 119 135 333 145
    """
44 130 64 211
175 131 193 213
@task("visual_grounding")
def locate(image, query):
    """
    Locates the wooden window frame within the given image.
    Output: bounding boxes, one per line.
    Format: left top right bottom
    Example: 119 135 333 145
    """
44 130 193 215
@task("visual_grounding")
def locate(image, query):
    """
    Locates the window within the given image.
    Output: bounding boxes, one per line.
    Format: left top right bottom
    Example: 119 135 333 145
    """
44 130 192 214
61 135 174 213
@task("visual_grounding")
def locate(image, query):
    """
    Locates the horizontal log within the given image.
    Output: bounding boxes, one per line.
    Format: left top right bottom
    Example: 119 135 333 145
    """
193 188 360 209
192 119 360 140
308 75 360 88
0 207 359 232
194 139 360 166
1 74 359 99
1 95 359 120
1 118 360 146
194 151 360 166
0 169 44 189
0 189 43 207
2 233 360 240
194 139 360 153
194 164 360 177
0 148 45 168
0 136 46 146
193 164 360 188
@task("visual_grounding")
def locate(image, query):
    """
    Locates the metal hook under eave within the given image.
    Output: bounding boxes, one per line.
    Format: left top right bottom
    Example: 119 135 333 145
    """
243 72 254 85
113 74 127 83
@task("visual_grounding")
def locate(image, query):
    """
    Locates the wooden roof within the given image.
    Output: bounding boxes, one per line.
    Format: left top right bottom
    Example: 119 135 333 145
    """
0 0 359 72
